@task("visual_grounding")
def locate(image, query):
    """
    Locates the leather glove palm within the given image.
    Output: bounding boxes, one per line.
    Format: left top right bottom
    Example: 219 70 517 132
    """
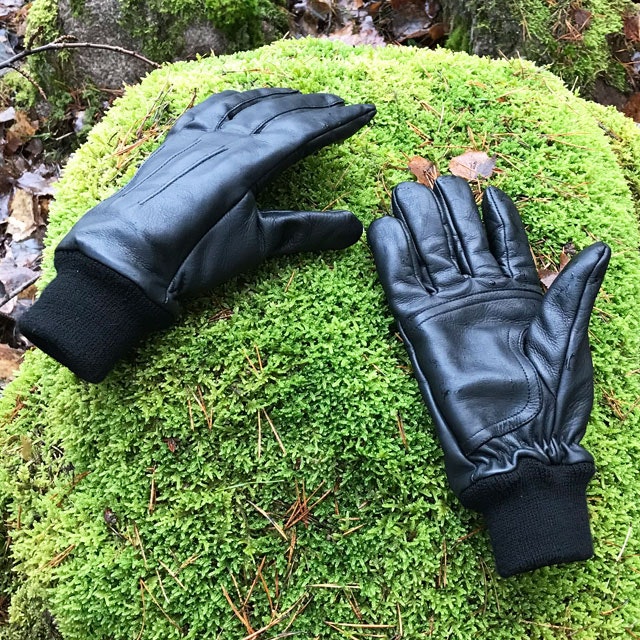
19 88 376 382
368 176 610 577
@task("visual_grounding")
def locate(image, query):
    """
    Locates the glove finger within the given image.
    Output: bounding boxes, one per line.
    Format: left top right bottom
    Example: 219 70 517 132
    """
258 100 376 148
223 91 346 131
252 101 376 191
482 186 539 285
168 88 300 135
528 242 610 371
433 176 502 278
367 216 432 318
391 181 459 289
258 208 363 256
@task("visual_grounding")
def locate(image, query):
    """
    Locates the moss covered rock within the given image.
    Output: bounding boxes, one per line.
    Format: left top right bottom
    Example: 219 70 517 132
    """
442 0 631 98
1 38 640 639
23 0 287 88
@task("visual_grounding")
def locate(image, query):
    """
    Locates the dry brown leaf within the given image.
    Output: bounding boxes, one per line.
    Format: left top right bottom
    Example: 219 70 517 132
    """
5 111 38 153
7 189 37 241
624 12 640 41
408 156 440 188
0 344 23 383
573 8 592 33
537 243 575 290
538 268 559 289
425 22 448 41
623 92 640 122
559 242 576 269
448 151 496 180
366 1 382 14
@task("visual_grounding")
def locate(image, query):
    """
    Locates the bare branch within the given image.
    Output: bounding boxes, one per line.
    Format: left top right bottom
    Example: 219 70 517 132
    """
0 41 161 72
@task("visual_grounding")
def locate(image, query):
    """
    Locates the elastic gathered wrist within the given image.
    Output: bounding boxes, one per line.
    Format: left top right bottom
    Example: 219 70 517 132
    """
18 251 173 383
460 458 595 578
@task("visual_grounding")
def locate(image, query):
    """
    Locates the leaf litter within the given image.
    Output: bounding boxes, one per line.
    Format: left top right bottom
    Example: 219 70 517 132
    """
289 0 447 47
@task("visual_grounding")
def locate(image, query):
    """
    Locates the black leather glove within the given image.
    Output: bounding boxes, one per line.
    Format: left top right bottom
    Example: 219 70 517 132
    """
368 176 610 577
19 88 376 383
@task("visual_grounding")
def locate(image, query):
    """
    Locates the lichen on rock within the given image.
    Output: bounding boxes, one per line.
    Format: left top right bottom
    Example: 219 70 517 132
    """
1 37 639 640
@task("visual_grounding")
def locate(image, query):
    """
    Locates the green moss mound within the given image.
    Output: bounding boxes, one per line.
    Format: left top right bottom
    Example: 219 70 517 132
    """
1 38 640 639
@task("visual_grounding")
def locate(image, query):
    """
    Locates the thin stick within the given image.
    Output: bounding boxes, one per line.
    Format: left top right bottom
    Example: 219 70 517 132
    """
140 579 182 631
0 40 160 71
247 500 288 541
254 344 263 372
396 413 408 450
0 274 40 308
222 584 254 635
262 408 286 455
135 579 146 640
8 65 47 100
158 559 186 590
257 410 262 460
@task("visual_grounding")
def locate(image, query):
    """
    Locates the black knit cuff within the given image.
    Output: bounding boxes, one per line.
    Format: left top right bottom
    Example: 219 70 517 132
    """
18 251 173 383
460 459 595 578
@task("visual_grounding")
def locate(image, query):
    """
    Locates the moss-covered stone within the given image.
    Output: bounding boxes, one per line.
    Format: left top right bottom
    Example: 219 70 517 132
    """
13 0 287 96
443 0 631 97
1 38 640 639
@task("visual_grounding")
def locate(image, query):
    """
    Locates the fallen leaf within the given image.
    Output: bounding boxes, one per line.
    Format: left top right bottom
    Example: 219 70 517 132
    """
0 343 23 383
425 22 448 41
0 263 38 298
538 268 559 289
389 0 433 41
295 0 333 21
573 8 592 33
366 1 382 14
624 12 640 41
537 243 574 290
0 192 10 223
7 189 37 241
559 241 576 269
327 16 385 46
5 110 38 153
0 0 24 19
623 92 640 121
0 106 15 123
17 171 56 196
408 156 440 188
448 151 497 180
7 238 43 269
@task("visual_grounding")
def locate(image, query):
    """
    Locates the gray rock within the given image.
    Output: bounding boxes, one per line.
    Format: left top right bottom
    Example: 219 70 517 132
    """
57 0 228 88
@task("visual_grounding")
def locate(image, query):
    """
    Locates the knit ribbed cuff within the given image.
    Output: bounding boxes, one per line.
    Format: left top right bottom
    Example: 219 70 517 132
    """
460 459 595 578
18 251 173 383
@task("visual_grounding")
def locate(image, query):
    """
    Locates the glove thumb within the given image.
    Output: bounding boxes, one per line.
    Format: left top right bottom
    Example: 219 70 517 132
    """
527 241 610 372
258 209 363 257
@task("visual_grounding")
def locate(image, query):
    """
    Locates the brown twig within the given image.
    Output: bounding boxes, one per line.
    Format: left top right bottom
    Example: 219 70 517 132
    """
0 40 160 71
8 65 47 100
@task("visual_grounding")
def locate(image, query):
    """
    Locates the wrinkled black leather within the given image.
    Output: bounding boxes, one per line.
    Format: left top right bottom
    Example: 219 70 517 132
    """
367 176 610 498
58 88 376 315
17 88 375 383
